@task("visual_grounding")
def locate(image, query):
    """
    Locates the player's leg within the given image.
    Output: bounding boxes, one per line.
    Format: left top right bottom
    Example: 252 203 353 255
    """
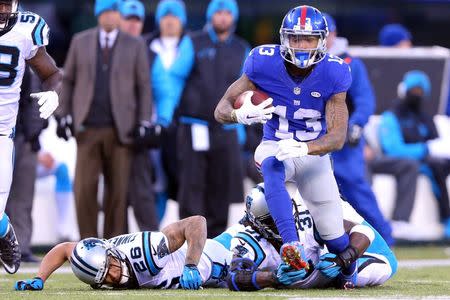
295 154 356 282
255 141 297 243
333 145 394 246
0 135 21 273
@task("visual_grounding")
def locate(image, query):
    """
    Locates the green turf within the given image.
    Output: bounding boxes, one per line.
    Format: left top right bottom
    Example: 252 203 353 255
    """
1 246 449 299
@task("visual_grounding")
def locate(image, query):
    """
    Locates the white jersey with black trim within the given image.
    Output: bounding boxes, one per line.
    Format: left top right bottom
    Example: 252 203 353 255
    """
109 232 233 289
0 11 49 135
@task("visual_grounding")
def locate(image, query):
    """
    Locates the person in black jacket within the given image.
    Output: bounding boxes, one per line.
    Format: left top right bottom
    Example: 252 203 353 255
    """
176 0 250 237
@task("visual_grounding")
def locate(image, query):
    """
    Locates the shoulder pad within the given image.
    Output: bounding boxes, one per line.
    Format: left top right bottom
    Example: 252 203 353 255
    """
16 12 49 46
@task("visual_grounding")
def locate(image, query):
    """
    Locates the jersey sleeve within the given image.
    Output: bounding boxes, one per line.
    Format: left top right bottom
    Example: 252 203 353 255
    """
331 58 352 95
145 231 171 274
243 47 257 81
230 231 266 268
26 14 50 59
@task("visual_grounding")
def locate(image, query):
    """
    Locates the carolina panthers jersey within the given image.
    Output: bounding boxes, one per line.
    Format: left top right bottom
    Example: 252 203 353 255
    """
109 232 232 289
243 45 351 142
0 11 49 135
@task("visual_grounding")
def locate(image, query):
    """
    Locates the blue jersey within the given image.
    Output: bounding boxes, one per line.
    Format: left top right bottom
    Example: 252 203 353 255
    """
243 45 352 142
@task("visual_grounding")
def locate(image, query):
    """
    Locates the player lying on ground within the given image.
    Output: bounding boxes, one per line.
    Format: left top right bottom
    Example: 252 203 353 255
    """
216 184 397 290
14 216 232 290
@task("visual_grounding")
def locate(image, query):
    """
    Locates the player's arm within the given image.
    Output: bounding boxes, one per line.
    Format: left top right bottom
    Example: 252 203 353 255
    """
306 91 348 155
27 47 62 93
214 74 256 124
344 220 373 256
15 242 76 291
161 215 207 266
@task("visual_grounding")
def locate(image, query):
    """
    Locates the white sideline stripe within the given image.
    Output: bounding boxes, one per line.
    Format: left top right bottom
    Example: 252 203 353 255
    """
2 259 450 275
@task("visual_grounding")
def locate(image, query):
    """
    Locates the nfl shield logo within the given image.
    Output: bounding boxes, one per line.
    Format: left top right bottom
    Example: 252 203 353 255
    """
293 87 301 95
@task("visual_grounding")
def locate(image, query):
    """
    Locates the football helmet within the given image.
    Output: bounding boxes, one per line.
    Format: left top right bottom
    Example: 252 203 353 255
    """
0 0 18 31
279 5 328 68
70 238 131 289
243 183 282 244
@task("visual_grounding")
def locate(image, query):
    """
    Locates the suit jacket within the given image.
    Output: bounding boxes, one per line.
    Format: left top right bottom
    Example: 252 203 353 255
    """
59 27 152 144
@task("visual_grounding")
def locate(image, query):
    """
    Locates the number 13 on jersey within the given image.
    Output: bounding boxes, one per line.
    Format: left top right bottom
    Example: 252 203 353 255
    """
274 104 322 141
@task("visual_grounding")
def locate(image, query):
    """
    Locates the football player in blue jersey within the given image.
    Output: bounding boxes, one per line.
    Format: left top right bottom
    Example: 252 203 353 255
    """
0 0 61 274
215 5 357 285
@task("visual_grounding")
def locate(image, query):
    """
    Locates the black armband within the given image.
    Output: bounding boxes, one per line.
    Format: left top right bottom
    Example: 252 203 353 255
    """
337 246 359 269
227 270 262 291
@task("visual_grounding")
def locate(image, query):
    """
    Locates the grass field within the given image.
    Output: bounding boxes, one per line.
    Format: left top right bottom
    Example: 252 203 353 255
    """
1 246 450 300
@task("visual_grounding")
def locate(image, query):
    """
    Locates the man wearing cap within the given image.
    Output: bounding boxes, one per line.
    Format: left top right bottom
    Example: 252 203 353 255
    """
378 24 412 48
379 70 450 239
57 0 152 239
176 0 250 237
142 0 191 221
323 14 394 246
119 0 145 37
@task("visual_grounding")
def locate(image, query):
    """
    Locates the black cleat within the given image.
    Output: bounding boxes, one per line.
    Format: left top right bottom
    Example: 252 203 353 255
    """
0 224 21 274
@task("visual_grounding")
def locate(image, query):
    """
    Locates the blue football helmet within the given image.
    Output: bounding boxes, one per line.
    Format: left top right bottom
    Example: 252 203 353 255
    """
70 238 131 289
0 0 19 31
279 5 329 69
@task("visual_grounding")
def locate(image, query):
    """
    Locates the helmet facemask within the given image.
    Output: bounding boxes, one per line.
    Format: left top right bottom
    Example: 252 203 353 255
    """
280 28 327 69
96 248 132 289
0 0 18 31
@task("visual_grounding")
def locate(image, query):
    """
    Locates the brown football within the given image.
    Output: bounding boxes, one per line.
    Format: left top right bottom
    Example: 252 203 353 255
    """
233 90 271 109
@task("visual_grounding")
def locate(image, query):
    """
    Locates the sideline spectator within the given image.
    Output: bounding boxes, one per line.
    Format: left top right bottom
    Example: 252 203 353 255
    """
379 70 450 239
57 0 151 238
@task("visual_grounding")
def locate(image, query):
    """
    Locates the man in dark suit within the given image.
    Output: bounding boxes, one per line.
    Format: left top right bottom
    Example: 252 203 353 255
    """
56 0 152 239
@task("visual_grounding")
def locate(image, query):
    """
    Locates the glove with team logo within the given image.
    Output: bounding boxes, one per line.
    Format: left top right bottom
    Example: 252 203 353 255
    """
14 277 44 291
30 91 59 119
275 138 309 161
276 263 308 286
179 264 202 290
315 253 343 279
347 124 363 146
232 92 275 125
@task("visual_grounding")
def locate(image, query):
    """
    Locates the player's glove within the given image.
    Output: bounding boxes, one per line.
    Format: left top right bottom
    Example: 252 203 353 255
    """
232 92 275 125
347 124 363 146
131 121 164 149
275 138 309 161
275 263 307 286
14 277 44 291
179 264 202 290
315 253 344 279
55 115 74 141
30 91 59 119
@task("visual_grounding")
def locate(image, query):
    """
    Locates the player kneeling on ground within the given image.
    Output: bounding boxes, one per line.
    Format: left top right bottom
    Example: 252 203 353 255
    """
220 184 397 290
15 216 232 290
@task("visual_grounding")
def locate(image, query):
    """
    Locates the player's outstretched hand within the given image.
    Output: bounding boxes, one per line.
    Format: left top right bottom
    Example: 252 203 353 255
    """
14 277 44 291
275 138 309 161
234 92 275 125
179 264 202 290
30 91 59 119
315 253 343 279
276 263 307 285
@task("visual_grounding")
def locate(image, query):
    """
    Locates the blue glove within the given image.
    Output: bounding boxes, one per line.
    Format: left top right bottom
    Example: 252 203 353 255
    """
179 264 202 290
316 253 343 279
276 263 307 286
15 277 44 291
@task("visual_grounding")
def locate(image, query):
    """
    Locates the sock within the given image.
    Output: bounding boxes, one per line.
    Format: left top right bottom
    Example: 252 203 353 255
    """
55 163 72 193
261 157 298 243
0 213 10 238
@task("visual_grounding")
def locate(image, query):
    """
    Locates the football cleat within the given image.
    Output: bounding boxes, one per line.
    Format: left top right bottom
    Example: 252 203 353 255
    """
0 224 21 274
280 241 309 271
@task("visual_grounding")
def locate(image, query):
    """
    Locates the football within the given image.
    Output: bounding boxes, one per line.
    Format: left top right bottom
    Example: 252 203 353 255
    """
233 90 271 109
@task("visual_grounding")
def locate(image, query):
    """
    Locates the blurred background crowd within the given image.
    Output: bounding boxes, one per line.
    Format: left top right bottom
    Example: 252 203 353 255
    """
11 0 450 262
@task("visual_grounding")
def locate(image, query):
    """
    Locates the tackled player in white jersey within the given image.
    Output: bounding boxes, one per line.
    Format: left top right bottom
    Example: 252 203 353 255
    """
217 184 397 291
0 0 61 274
14 216 232 291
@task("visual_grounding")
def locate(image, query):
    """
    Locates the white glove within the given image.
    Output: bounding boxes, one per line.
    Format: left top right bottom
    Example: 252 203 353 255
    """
30 91 59 119
233 91 275 125
275 138 309 161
